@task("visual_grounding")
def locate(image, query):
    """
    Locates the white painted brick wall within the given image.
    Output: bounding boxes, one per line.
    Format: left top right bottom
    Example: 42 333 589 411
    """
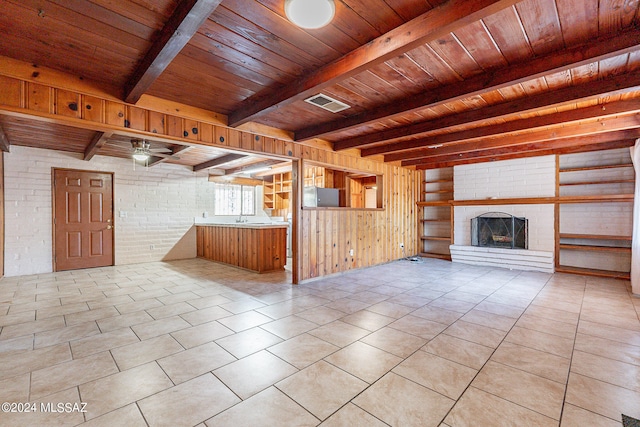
559 202 633 236
455 155 556 200
559 147 631 169
453 156 557 254
559 250 631 272
559 201 633 271
3 146 215 277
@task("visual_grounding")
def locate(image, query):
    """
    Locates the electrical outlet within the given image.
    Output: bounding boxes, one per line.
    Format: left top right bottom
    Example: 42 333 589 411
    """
150 244 155 250
349 249 354 256
399 242 404 249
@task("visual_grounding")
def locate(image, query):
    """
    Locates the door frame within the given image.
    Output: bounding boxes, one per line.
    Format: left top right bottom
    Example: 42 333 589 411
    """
51 167 115 272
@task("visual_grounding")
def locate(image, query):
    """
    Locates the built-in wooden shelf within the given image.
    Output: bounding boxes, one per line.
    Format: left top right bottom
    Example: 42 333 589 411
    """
560 179 634 186
423 179 453 184
555 265 630 280
559 244 631 253
557 194 634 203
556 153 635 280
423 189 453 195
417 200 452 206
419 168 454 260
559 233 631 241
559 163 633 173
263 172 291 214
419 252 451 260
420 236 451 241
420 194 635 206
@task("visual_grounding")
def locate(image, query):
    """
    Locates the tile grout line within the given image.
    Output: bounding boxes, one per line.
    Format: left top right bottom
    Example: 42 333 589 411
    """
437 270 565 425
556 277 587 426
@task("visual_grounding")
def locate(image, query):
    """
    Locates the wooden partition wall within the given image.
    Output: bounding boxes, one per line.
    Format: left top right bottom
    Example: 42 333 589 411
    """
300 163 417 280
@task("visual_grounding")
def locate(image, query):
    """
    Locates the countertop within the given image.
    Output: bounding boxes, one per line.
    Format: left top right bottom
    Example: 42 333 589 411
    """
195 221 288 229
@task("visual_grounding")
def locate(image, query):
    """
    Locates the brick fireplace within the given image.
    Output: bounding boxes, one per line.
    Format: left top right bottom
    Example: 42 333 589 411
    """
449 156 556 273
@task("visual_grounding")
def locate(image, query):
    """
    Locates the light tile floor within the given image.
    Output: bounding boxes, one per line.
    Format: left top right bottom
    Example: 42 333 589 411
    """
0 258 639 426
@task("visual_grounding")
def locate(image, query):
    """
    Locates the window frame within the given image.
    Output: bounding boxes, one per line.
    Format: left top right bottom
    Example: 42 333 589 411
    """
213 182 256 216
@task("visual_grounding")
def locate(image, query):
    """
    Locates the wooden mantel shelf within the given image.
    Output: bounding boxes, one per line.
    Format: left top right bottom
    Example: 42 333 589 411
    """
451 197 556 206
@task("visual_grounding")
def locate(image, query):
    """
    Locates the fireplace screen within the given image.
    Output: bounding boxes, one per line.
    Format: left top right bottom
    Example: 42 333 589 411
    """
471 212 527 249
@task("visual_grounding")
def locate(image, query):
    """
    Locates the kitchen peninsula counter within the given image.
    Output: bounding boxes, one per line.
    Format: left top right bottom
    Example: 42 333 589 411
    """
196 222 287 273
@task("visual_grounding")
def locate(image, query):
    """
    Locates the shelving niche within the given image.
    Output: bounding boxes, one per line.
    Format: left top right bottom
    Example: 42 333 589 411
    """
263 172 291 217
556 149 634 279
417 167 453 260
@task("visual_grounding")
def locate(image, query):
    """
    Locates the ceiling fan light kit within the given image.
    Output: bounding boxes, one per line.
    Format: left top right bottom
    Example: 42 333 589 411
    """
285 0 335 29
131 139 151 162
132 150 150 161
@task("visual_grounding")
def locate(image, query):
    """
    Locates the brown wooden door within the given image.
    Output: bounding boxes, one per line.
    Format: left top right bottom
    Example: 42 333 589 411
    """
53 169 114 271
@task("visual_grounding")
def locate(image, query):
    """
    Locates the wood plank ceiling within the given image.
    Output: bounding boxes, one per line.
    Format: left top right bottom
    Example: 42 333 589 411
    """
0 0 639 170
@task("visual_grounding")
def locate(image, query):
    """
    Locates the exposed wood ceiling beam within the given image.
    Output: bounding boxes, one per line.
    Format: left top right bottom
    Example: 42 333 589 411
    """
223 158 283 176
326 27 640 149
412 136 638 169
253 161 293 177
84 131 113 160
395 114 640 164
227 0 519 127
370 99 640 161
147 145 193 167
124 0 223 104
193 153 246 172
208 176 263 186
0 123 10 152
359 71 640 157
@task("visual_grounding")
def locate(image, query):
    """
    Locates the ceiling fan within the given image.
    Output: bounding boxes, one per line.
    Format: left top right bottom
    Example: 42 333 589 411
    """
129 138 180 161
101 137 180 163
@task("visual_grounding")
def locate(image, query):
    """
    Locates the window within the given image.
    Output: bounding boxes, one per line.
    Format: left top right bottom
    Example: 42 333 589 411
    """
214 183 255 216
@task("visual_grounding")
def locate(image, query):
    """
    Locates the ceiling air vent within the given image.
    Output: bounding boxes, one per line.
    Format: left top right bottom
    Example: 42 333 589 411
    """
304 94 350 113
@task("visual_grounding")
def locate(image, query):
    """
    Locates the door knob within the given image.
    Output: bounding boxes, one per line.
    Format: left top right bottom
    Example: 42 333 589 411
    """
107 225 113 230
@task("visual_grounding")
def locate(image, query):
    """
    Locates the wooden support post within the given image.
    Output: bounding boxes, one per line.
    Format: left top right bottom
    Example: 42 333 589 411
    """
292 159 302 285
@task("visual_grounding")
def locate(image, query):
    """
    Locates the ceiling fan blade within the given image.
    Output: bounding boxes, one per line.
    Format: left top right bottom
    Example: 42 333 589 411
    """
151 152 181 160
149 147 172 153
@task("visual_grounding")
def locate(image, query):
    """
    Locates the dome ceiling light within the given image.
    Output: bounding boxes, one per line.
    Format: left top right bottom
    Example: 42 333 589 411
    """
285 0 336 29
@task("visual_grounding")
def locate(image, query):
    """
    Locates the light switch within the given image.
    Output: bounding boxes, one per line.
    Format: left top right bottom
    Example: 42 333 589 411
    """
119 211 127 218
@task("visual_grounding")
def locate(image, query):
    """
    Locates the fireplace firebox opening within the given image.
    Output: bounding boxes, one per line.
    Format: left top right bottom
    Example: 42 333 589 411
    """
471 212 528 250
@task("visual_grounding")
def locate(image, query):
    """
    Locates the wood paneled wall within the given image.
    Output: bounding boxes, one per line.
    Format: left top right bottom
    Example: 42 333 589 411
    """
0 59 420 282
300 164 418 281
